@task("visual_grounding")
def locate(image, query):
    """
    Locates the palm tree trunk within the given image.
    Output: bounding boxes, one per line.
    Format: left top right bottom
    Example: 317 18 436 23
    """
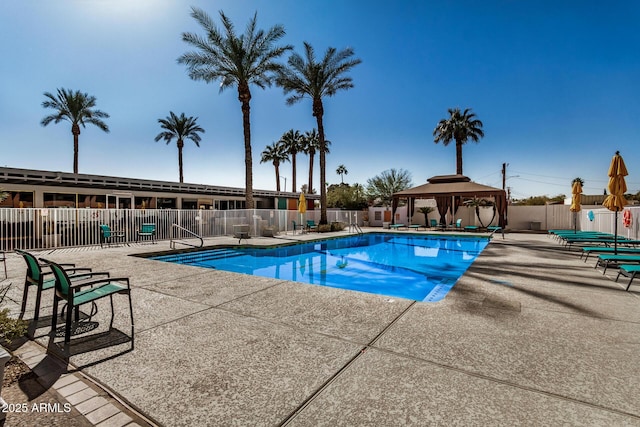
313 98 327 224
456 138 463 175
291 153 296 193
72 123 80 174
239 83 254 209
308 152 314 194
177 139 184 183
275 164 281 192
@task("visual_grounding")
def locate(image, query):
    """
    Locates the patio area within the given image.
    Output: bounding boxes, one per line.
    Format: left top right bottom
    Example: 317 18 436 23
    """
1 231 640 426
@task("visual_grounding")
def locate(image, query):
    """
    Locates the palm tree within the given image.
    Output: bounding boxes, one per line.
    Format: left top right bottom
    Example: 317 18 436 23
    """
301 128 331 194
260 141 289 191
433 107 484 175
154 112 205 183
279 129 302 192
276 42 361 224
178 8 292 208
41 88 110 174
336 164 348 183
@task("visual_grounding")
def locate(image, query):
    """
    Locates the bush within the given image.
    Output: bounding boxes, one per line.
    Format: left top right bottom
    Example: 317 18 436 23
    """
318 224 332 232
0 309 27 344
331 222 346 231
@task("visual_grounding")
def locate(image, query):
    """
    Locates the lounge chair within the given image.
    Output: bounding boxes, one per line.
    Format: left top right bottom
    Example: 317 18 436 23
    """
15 249 98 324
306 220 318 232
389 223 406 230
408 224 421 231
41 258 134 347
595 254 640 274
561 237 640 248
581 246 640 262
99 224 126 248
615 265 640 290
136 223 156 243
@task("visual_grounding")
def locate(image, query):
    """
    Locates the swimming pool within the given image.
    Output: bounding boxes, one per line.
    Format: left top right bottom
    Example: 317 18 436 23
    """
150 233 490 302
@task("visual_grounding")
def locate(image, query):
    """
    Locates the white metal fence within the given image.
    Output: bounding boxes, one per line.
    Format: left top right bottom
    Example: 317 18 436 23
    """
0 208 362 251
578 206 640 240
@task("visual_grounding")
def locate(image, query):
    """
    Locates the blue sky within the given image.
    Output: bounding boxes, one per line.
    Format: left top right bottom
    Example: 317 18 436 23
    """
1 0 639 199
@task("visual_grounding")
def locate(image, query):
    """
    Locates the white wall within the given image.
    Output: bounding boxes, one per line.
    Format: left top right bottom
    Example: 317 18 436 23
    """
366 204 609 231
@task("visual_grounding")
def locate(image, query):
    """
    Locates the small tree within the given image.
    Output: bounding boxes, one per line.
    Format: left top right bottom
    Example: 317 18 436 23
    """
464 197 495 227
366 169 413 207
418 206 435 227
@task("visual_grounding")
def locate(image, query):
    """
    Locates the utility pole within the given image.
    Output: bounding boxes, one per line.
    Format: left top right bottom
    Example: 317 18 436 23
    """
502 163 507 190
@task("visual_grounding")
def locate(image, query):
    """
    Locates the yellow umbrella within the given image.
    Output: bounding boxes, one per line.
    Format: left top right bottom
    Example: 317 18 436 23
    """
569 181 582 213
602 151 628 253
298 193 306 229
569 180 582 233
298 193 307 214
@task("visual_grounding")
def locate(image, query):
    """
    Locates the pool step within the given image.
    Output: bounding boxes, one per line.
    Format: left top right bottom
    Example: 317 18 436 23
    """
170 249 244 265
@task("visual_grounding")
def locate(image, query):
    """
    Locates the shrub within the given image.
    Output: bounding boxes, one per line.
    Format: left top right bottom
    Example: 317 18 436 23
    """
0 309 27 344
330 222 346 231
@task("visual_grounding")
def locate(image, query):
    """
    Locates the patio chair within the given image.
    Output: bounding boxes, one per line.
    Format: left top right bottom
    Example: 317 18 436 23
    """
430 219 444 230
15 249 98 323
40 258 134 347
306 220 318 232
136 223 156 243
447 219 462 231
291 220 305 235
99 224 126 248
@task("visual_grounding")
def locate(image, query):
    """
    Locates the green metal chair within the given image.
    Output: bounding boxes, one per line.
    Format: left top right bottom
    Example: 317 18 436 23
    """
136 223 156 243
41 258 134 347
306 220 318 231
99 224 126 248
291 221 304 234
15 249 95 323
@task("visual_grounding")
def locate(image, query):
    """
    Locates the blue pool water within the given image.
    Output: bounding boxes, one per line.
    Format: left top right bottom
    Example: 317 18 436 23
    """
150 233 490 302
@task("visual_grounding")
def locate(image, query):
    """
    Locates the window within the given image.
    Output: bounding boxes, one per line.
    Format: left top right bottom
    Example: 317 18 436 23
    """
44 193 76 208
0 191 34 208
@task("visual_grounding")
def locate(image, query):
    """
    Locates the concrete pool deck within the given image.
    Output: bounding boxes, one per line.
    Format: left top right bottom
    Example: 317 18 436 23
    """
2 230 640 426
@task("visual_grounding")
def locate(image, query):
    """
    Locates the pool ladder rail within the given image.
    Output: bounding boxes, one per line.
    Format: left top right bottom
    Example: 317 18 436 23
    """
170 223 204 249
349 223 364 234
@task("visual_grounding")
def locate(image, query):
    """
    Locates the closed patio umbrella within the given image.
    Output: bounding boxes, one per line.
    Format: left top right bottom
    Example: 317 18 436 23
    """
298 193 306 226
569 180 582 233
602 151 628 254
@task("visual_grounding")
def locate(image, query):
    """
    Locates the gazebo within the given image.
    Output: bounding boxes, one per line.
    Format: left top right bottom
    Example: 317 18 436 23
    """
392 174 508 228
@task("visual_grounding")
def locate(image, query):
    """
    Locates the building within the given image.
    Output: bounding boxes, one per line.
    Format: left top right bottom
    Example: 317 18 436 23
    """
0 167 317 211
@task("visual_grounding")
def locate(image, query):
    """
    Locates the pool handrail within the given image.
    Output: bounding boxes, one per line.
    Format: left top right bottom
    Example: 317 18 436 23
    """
170 224 204 249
